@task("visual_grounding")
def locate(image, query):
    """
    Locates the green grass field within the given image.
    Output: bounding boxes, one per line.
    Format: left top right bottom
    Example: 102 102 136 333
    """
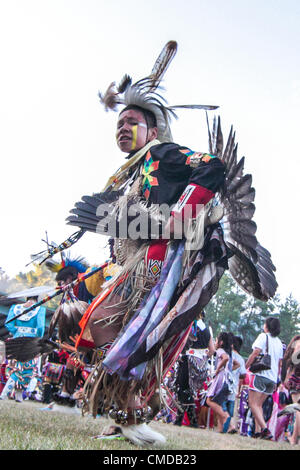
0 400 296 451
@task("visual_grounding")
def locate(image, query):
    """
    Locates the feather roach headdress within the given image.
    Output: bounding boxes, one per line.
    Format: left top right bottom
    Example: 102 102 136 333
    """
98 41 218 142
45 251 89 282
45 251 90 343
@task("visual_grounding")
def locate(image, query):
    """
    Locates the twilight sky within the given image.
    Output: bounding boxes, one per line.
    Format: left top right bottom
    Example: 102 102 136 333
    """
0 0 299 304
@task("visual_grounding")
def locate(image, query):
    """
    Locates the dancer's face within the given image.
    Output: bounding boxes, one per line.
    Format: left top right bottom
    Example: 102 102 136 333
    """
58 275 73 288
116 108 157 153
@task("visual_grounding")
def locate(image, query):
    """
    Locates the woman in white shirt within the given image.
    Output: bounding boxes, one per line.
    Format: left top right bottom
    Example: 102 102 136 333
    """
246 317 283 440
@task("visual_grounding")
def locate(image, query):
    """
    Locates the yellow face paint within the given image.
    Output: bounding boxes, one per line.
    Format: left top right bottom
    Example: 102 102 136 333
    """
131 124 138 151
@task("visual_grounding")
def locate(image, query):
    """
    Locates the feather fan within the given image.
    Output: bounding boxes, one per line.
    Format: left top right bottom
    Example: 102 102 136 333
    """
66 192 167 240
49 294 89 344
5 337 57 362
207 116 278 300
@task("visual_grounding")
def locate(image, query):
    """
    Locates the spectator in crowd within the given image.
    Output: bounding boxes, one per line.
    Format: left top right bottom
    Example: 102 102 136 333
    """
246 317 283 440
222 335 246 433
281 334 300 445
206 332 237 433
0 360 7 394
232 336 247 396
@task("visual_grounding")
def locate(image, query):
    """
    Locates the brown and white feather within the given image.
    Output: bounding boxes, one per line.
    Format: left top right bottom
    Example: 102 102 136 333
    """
207 116 278 300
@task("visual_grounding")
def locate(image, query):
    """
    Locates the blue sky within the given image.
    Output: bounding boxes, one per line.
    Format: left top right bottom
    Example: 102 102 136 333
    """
0 0 299 303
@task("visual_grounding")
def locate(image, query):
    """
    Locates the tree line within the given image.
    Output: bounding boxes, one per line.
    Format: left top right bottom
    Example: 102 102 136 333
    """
205 273 300 355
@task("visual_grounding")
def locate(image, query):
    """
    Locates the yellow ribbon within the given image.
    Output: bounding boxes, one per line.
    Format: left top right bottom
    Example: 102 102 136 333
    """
131 125 138 151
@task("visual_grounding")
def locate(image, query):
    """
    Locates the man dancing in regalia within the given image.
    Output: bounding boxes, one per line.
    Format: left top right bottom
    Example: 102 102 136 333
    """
4 41 277 446
63 40 278 446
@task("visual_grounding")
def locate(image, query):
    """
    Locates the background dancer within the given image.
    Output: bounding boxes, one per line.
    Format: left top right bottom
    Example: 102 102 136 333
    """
45 253 103 406
174 311 214 428
246 317 283 440
0 295 46 401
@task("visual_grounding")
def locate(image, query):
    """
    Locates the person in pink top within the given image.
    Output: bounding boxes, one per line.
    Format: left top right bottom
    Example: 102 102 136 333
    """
281 335 300 445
